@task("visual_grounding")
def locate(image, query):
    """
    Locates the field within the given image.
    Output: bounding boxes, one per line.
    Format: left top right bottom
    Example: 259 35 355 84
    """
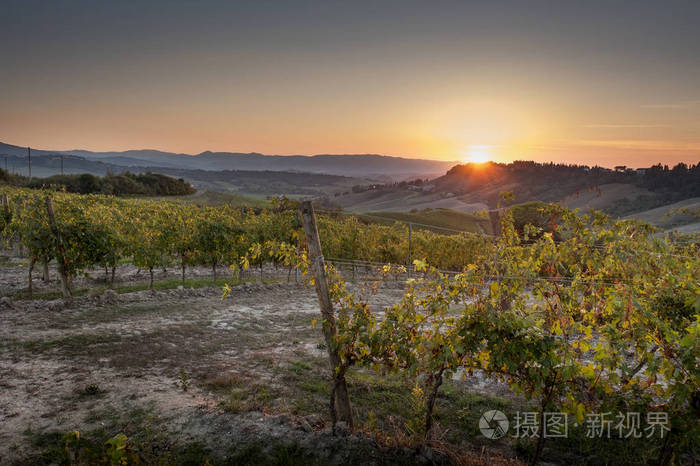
142 190 271 209
623 197 700 232
1 262 523 465
358 209 492 235
0 187 698 465
4 260 690 466
333 187 489 214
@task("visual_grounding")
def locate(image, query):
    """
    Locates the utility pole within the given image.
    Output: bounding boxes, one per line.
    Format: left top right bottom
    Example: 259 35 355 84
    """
60 155 64 175
27 146 31 179
299 200 353 429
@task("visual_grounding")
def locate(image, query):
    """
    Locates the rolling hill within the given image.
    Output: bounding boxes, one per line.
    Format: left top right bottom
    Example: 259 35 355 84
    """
4 140 698 232
358 209 492 235
331 160 700 232
0 141 454 179
0 153 367 196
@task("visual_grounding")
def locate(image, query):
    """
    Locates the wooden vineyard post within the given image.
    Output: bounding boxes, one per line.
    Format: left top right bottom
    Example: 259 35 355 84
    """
488 207 512 311
295 246 300 283
299 201 353 430
45 196 72 299
407 222 412 278
489 209 502 237
1 194 8 231
27 258 34 298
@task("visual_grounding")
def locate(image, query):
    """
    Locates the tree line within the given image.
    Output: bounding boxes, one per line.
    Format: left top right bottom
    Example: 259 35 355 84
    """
0 169 195 197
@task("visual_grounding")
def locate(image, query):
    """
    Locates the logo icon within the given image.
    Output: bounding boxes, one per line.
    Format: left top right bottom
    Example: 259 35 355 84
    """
479 410 509 439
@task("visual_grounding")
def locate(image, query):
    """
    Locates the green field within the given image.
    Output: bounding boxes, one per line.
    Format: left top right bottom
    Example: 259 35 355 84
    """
359 208 491 234
143 190 270 208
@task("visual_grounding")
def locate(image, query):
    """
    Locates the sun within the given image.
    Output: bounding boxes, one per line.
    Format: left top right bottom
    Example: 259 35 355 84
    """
466 145 491 164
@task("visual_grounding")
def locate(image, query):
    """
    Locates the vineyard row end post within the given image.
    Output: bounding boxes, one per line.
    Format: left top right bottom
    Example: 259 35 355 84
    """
489 209 502 237
407 222 412 278
45 196 72 299
299 200 353 429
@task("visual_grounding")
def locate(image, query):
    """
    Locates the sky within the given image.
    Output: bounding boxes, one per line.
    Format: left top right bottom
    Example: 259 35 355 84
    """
1 0 699 167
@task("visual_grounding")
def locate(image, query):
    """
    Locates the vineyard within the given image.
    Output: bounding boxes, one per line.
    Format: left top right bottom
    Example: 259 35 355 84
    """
0 188 491 297
0 186 699 465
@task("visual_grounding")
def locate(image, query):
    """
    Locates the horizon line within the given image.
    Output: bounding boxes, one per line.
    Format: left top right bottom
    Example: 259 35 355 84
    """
1 139 697 171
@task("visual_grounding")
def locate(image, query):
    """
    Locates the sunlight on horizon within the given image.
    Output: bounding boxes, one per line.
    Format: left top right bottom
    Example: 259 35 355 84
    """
465 145 492 163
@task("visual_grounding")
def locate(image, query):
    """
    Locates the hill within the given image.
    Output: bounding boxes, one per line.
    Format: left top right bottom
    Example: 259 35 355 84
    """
332 187 489 213
358 208 491 235
433 161 700 207
0 141 454 179
623 197 700 230
332 160 700 232
0 153 366 197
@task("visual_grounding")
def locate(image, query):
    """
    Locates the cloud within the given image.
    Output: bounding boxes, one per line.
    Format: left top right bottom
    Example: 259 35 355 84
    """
583 124 668 129
574 139 700 151
640 100 700 109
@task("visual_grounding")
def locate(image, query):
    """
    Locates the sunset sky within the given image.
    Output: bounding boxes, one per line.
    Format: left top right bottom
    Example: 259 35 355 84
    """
1 0 699 167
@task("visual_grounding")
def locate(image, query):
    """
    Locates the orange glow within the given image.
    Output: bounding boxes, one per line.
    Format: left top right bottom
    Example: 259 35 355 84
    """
1 81 698 167
1 3 699 169
465 145 491 163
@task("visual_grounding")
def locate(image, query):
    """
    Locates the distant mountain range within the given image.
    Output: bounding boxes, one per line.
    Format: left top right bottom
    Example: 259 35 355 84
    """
0 141 455 179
